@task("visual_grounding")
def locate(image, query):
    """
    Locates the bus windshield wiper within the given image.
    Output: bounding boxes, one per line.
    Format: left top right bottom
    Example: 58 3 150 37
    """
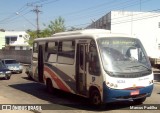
137 64 152 71
127 64 151 71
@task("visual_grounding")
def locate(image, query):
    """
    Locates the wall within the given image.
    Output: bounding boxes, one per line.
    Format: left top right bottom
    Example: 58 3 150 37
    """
0 50 32 64
0 32 5 49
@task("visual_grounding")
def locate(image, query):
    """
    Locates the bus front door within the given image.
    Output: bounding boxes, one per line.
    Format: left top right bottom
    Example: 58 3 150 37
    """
76 44 87 95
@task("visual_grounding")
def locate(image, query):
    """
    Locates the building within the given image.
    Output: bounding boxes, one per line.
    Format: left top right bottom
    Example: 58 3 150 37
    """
86 11 160 49
87 11 160 35
4 31 30 50
87 12 111 30
87 11 160 65
0 31 5 49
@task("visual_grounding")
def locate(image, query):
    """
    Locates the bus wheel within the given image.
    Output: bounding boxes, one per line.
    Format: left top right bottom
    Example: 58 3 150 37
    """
134 97 146 104
46 79 53 93
90 89 101 106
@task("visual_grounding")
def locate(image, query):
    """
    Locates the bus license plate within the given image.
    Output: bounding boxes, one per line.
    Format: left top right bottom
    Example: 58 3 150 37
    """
131 90 139 95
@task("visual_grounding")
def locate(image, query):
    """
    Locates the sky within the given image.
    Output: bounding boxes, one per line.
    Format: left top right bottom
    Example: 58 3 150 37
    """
0 0 160 31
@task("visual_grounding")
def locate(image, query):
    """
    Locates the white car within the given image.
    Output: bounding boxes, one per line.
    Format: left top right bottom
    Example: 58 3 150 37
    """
1 59 23 74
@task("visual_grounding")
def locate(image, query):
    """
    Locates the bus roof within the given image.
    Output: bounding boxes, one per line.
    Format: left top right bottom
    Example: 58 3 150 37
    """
52 29 111 37
34 29 133 41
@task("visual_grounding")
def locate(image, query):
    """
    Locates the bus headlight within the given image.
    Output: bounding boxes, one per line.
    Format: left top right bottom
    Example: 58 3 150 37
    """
106 81 118 88
106 82 110 85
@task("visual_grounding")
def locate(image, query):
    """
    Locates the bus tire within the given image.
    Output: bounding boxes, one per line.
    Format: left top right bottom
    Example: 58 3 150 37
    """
90 89 102 106
134 97 146 104
46 79 53 94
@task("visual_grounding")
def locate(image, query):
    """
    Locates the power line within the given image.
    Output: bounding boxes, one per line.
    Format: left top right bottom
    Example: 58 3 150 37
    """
30 0 47 5
0 0 154 31
66 9 160 30
16 11 36 28
110 9 160 21
64 0 151 24
61 0 116 16
41 0 60 6
61 0 147 18
27 0 59 6
0 4 29 23
0 0 60 31
111 12 160 25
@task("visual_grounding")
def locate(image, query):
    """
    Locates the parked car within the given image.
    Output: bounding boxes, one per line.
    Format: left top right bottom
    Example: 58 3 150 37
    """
1 59 23 73
0 60 12 80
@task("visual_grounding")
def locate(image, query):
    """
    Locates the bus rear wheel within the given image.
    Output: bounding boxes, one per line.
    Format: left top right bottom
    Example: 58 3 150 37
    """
46 79 53 93
90 89 101 106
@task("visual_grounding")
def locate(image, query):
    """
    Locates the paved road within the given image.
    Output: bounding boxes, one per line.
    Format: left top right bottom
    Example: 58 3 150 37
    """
0 66 159 113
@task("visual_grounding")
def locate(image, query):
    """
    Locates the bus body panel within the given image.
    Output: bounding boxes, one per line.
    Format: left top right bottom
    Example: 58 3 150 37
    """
104 72 154 89
103 83 153 103
44 63 76 93
102 70 154 103
42 38 104 98
31 53 38 81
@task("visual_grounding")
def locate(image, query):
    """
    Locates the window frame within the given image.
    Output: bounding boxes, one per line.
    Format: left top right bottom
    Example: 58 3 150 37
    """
88 40 101 76
57 40 75 65
45 41 58 63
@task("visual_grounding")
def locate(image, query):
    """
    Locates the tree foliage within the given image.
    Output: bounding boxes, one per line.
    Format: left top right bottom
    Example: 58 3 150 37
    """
48 16 65 34
26 29 37 46
27 16 65 46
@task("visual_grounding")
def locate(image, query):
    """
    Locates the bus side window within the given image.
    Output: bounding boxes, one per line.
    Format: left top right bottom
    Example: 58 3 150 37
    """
89 46 100 76
46 42 57 62
57 41 75 64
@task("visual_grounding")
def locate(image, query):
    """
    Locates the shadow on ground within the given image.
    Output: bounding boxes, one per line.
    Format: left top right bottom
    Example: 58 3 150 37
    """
9 80 142 111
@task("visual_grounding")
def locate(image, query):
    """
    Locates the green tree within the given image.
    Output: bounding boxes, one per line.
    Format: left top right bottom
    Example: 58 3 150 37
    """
27 29 37 46
48 16 65 34
26 16 66 46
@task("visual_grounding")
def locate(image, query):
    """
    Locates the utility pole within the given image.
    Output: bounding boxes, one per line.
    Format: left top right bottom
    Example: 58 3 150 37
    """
28 4 42 38
32 5 41 38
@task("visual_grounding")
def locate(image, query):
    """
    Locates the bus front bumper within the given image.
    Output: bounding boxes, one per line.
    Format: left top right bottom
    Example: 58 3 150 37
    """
103 83 154 103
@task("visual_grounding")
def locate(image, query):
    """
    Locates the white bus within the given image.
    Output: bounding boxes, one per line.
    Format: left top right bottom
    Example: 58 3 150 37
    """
30 29 154 105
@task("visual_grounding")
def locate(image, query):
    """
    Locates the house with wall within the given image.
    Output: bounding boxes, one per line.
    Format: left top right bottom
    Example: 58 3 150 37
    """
0 31 5 49
4 31 30 50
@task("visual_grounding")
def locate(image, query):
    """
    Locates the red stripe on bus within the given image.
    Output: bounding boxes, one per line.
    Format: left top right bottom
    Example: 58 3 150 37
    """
44 66 71 93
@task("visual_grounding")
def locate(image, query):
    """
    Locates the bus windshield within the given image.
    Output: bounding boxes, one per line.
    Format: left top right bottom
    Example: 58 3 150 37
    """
98 37 152 77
